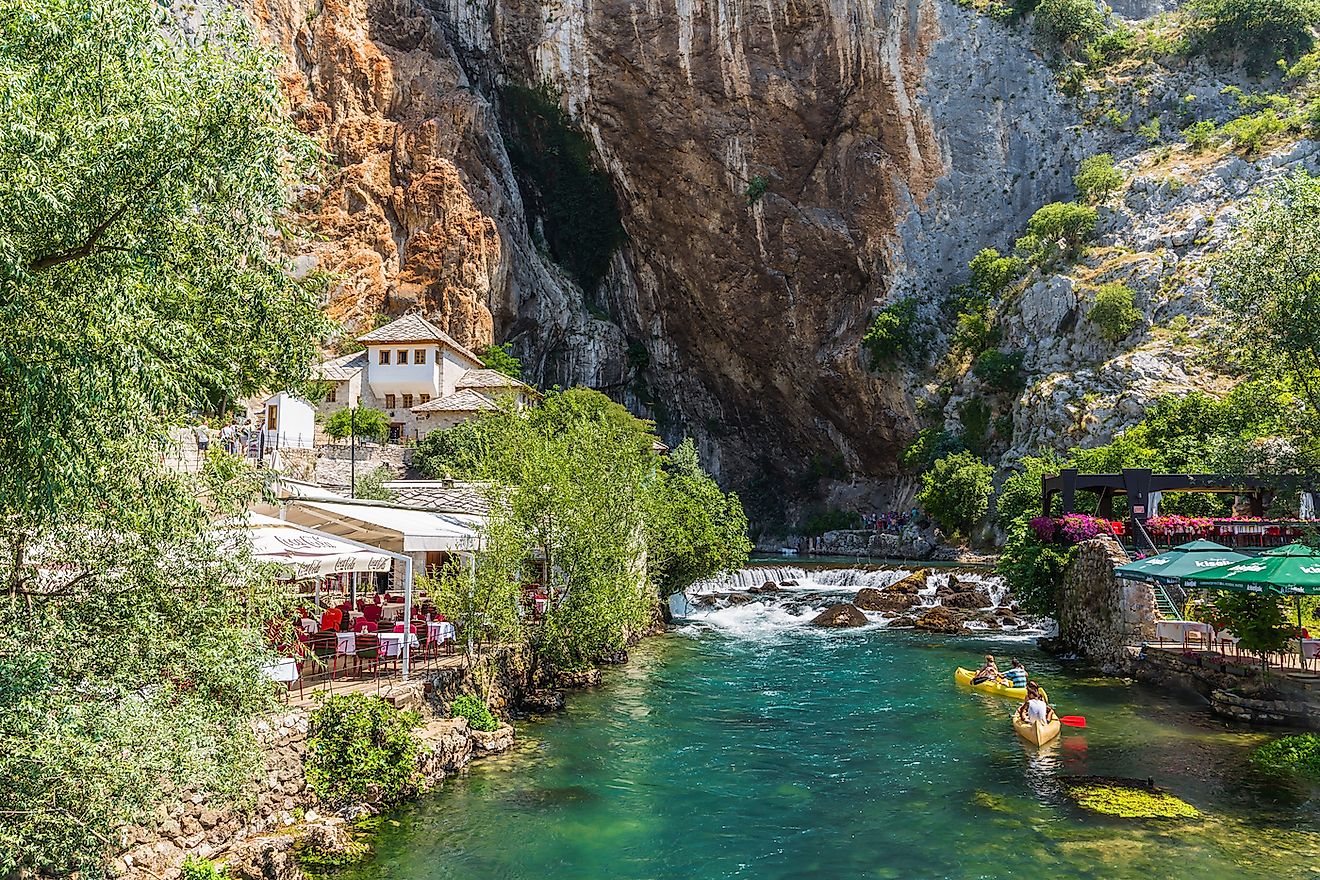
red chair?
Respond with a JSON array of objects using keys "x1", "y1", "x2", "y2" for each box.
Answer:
[
  {"x1": 319, "y1": 607, "x2": 343, "y2": 632},
  {"x1": 362, "y1": 604, "x2": 381, "y2": 623},
  {"x1": 354, "y1": 618, "x2": 378, "y2": 634}
]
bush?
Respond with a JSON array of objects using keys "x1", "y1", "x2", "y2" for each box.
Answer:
[
  {"x1": 745, "y1": 175, "x2": 768, "y2": 204},
  {"x1": 1074, "y1": 153, "x2": 1124, "y2": 204},
  {"x1": 953, "y1": 311, "x2": 998, "y2": 355},
  {"x1": 1034, "y1": 0, "x2": 1107, "y2": 46},
  {"x1": 1220, "y1": 110, "x2": 1289, "y2": 155},
  {"x1": 801, "y1": 507, "x2": 863, "y2": 536},
  {"x1": 1250, "y1": 734, "x2": 1320, "y2": 779},
  {"x1": 1088, "y1": 25, "x2": 1136, "y2": 61},
  {"x1": 305, "y1": 694, "x2": 421, "y2": 807},
  {"x1": 862, "y1": 298, "x2": 919, "y2": 367},
  {"x1": 995, "y1": 452, "x2": 1067, "y2": 530},
  {"x1": 1182, "y1": 119, "x2": 1218, "y2": 151},
  {"x1": 973, "y1": 349, "x2": 1026, "y2": 392},
  {"x1": 959, "y1": 397, "x2": 992, "y2": 453},
  {"x1": 1089, "y1": 283, "x2": 1142, "y2": 341},
  {"x1": 324, "y1": 406, "x2": 390, "y2": 443},
  {"x1": 968, "y1": 248, "x2": 1027, "y2": 299},
  {"x1": 1188, "y1": 0, "x2": 1320, "y2": 70},
  {"x1": 916, "y1": 451, "x2": 994, "y2": 536},
  {"x1": 450, "y1": 694, "x2": 499, "y2": 732},
  {"x1": 181, "y1": 857, "x2": 226, "y2": 880},
  {"x1": 996, "y1": 522, "x2": 1077, "y2": 616},
  {"x1": 352, "y1": 465, "x2": 397, "y2": 502},
  {"x1": 480, "y1": 342, "x2": 524, "y2": 379},
  {"x1": 900, "y1": 428, "x2": 966, "y2": 473},
  {"x1": 1016, "y1": 202, "x2": 1098, "y2": 266}
]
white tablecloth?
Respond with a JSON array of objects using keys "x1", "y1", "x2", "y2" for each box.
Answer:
[
  {"x1": 299, "y1": 618, "x2": 318, "y2": 634},
  {"x1": 428, "y1": 621, "x2": 456, "y2": 643},
  {"x1": 336, "y1": 631, "x2": 357, "y2": 656},
  {"x1": 1288, "y1": 638, "x2": 1320, "y2": 660},
  {"x1": 377, "y1": 631, "x2": 420, "y2": 658},
  {"x1": 1156, "y1": 621, "x2": 1214, "y2": 643},
  {"x1": 380, "y1": 602, "x2": 405, "y2": 621},
  {"x1": 260, "y1": 658, "x2": 299, "y2": 684}
]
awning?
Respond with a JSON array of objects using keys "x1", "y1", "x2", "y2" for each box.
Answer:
[
  {"x1": 283, "y1": 500, "x2": 482, "y2": 553},
  {"x1": 225, "y1": 513, "x2": 393, "y2": 579},
  {"x1": 1114, "y1": 540, "x2": 1250, "y2": 583},
  {"x1": 1182, "y1": 543, "x2": 1320, "y2": 595}
]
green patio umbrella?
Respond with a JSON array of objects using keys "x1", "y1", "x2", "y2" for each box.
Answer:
[
  {"x1": 1182, "y1": 543, "x2": 1320, "y2": 668},
  {"x1": 1114, "y1": 540, "x2": 1250, "y2": 584}
]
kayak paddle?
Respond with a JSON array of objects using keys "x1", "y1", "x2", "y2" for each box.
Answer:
[{"x1": 1060, "y1": 715, "x2": 1087, "y2": 728}]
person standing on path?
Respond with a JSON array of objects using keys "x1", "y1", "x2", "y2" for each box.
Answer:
[{"x1": 193, "y1": 421, "x2": 211, "y2": 455}]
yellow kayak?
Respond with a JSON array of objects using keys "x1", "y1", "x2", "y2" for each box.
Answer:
[
  {"x1": 1012, "y1": 712, "x2": 1061, "y2": 746},
  {"x1": 954, "y1": 667, "x2": 1027, "y2": 700}
]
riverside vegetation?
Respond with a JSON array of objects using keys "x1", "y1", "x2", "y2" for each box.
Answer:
[{"x1": 0, "y1": 3, "x2": 750, "y2": 877}]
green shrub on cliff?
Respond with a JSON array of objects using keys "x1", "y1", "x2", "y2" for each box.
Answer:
[
  {"x1": 1034, "y1": 0, "x2": 1107, "y2": 49},
  {"x1": 1188, "y1": 0, "x2": 1320, "y2": 70},
  {"x1": 1074, "y1": 153, "x2": 1125, "y2": 204},
  {"x1": 917, "y1": 451, "x2": 994, "y2": 536},
  {"x1": 900, "y1": 428, "x2": 966, "y2": 473},
  {"x1": 181, "y1": 857, "x2": 226, "y2": 880},
  {"x1": 863, "y1": 298, "x2": 920, "y2": 368},
  {"x1": 1016, "y1": 202, "x2": 1099, "y2": 267},
  {"x1": 450, "y1": 695, "x2": 499, "y2": 733},
  {"x1": 305, "y1": 695, "x2": 422, "y2": 807},
  {"x1": 1089, "y1": 283, "x2": 1143, "y2": 341},
  {"x1": 480, "y1": 342, "x2": 524, "y2": 379},
  {"x1": 973, "y1": 349, "x2": 1027, "y2": 392}
]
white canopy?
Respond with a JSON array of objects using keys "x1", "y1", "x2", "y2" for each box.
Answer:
[
  {"x1": 232, "y1": 513, "x2": 393, "y2": 579},
  {"x1": 283, "y1": 501, "x2": 482, "y2": 553}
]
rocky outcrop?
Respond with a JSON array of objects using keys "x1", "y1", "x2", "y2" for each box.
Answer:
[
  {"x1": 913, "y1": 606, "x2": 966, "y2": 633},
  {"x1": 1051, "y1": 535, "x2": 1157, "y2": 661},
  {"x1": 810, "y1": 603, "x2": 869, "y2": 627},
  {"x1": 854, "y1": 587, "x2": 919, "y2": 612},
  {"x1": 813, "y1": 529, "x2": 939, "y2": 559}
]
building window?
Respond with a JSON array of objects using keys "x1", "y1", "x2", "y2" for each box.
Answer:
[
  {"x1": 397, "y1": 349, "x2": 409, "y2": 365},
  {"x1": 420, "y1": 393, "x2": 430, "y2": 404},
  {"x1": 415, "y1": 349, "x2": 427, "y2": 364},
  {"x1": 385, "y1": 394, "x2": 396, "y2": 409},
  {"x1": 378, "y1": 349, "x2": 390, "y2": 365},
  {"x1": 402, "y1": 394, "x2": 414, "y2": 409},
  {"x1": 326, "y1": 385, "x2": 337, "y2": 403}
]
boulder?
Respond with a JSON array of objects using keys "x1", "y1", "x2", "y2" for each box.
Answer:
[
  {"x1": 888, "y1": 615, "x2": 917, "y2": 628},
  {"x1": 725, "y1": 593, "x2": 757, "y2": 605},
  {"x1": 227, "y1": 835, "x2": 301, "y2": 880},
  {"x1": 889, "y1": 570, "x2": 929, "y2": 594},
  {"x1": 557, "y1": 668, "x2": 602, "y2": 688},
  {"x1": 941, "y1": 589, "x2": 993, "y2": 610},
  {"x1": 809, "y1": 603, "x2": 869, "y2": 628},
  {"x1": 914, "y1": 606, "x2": 968, "y2": 634},
  {"x1": 522, "y1": 689, "x2": 566, "y2": 713},
  {"x1": 781, "y1": 579, "x2": 799, "y2": 587},
  {"x1": 854, "y1": 587, "x2": 919, "y2": 612},
  {"x1": 757, "y1": 580, "x2": 780, "y2": 592}
]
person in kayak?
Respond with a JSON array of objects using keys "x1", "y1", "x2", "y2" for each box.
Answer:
[
  {"x1": 970, "y1": 654, "x2": 1005, "y2": 686},
  {"x1": 1003, "y1": 659, "x2": 1028, "y2": 689},
  {"x1": 1017, "y1": 681, "x2": 1056, "y2": 724}
]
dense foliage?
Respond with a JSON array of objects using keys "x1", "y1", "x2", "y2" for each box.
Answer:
[
  {"x1": 416, "y1": 389, "x2": 749, "y2": 671},
  {"x1": 305, "y1": 695, "x2": 422, "y2": 807},
  {"x1": 1074, "y1": 154, "x2": 1125, "y2": 204},
  {"x1": 973, "y1": 349, "x2": 1027, "y2": 391},
  {"x1": 480, "y1": 342, "x2": 524, "y2": 379},
  {"x1": 0, "y1": 3, "x2": 324, "y2": 874},
  {"x1": 450, "y1": 694, "x2": 499, "y2": 732},
  {"x1": 1034, "y1": 0, "x2": 1107, "y2": 48},
  {"x1": 917, "y1": 452, "x2": 995, "y2": 536},
  {"x1": 863, "y1": 297, "x2": 919, "y2": 367},
  {"x1": 1203, "y1": 593, "x2": 1294, "y2": 663},
  {"x1": 1089, "y1": 283, "x2": 1142, "y2": 342},
  {"x1": 1015, "y1": 202, "x2": 1099, "y2": 267},
  {"x1": 352, "y1": 466, "x2": 398, "y2": 502},
  {"x1": 996, "y1": 524, "x2": 1078, "y2": 616},
  {"x1": 995, "y1": 453, "x2": 1067, "y2": 529},
  {"x1": 900, "y1": 428, "x2": 967, "y2": 473},
  {"x1": 800, "y1": 507, "x2": 864, "y2": 536},
  {"x1": 324, "y1": 406, "x2": 390, "y2": 443},
  {"x1": 1188, "y1": 0, "x2": 1320, "y2": 70},
  {"x1": 502, "y1": 84, "x2": 625, "y2": 293},
  {"x1": 1250, "y1": 733, "x2": 1320, "y2": 779}
]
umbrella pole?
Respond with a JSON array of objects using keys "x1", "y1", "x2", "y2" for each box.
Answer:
[{"x1": 1298, "y1": 595, "x2": 1306, "y2": 671}]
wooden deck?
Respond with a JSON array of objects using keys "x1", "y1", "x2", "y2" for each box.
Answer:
[{"x1": 282, "y1": 651, "x2": 470, "y2": 710}]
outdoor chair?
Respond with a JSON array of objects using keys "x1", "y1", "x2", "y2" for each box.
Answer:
[
  {"x1": 309, "y1": 630, "x2": 339, "y2": 687},
  {"x1": 354, "y1": 633, "x2": 381, "y2": 681}
]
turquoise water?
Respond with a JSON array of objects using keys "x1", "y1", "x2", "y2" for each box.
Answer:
[{"x1": 343, "y1": 625, "x2": 1320, "y2": 880}]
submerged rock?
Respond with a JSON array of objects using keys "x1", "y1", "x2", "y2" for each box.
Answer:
[
  {"x1": 810, "y1": 603, "x2": 869, "y2": 628},
  {"x1": 522, "y1": 690, "x2": 567, "y2": 713},
  {"x1": 725, "y1": 593, "x2": 757, "y2": 605},
  {"x1": 888, "y1": 615, "x2": 917, "y2": 628},
  {"x1": 914, "y1": 606, "x2": 967, "y2": 634},
  {"x1": 854, "y1": 587, "x2": 919, "y2": 612}
]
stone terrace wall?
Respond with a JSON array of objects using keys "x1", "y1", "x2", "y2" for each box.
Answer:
[
  {"x1": 1054, "y1": 535, "x2": 1158, "y2": 663},
  {"x1": 119, "y1": 661, "x2": 520, "y2": 880}
]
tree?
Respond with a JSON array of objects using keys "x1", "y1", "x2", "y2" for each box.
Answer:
[
  {"x1": 1089, "y1": 283, "x2": 1142, "y2": 342},
  {"x1": 996, "y1": 452, "x2": 1068, "y2": 530},
  {"x1": 1034, "y1": 0, "x2": 1108, "y2": 48},
  {"x1": 916, "y1": 451, "x2": 995, "y2": 536},
  {"x1": 324, "y1": 407, "x2": 391, "y2": 443},
  {"x1": 353, "y1": 466, "x2": 398, "y2": 501},
  {"x1": 479, "y1": 342, "x2": 524, "y2": 380},
  {"x1": 1074, "y1": 154, "x2": 1125, "y2": 204},
  {"x1": 900, "y1": 428, "x2": 966, "y2": 473},
  {"x1": 1207, "y1": 592, "x2": 1293, "y2": 667},
  {"x1": 1214, "y1": 171, "x2": 1320, "y2": 416},
  {"x1": 1015, "y1": 202, "x2": 1099, "y2": 267},
  {"x1": 997, "y1": 521, "x2": 1077, "y2": 616},
  {"x1": 862, "y1": 298, "x2": 919, "y2": 367},
  {"x1": 1189, "y1": 0, "x2": 1320, "y2": 70},
  {"x1": 0, "y1": 3, "x2": 322, "y2": 873}
]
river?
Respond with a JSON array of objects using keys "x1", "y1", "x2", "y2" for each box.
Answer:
[{"x1": 338, "y1": 567, "x2": 1320, "y2": 880}]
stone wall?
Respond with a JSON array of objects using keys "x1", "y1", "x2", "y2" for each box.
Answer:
[
  {"x1": 118, "y1": 660, "x2": 521, "y2": 880},
  {"x1": 1052, "y1": 535, "x2": 1157, "y2": 663}
]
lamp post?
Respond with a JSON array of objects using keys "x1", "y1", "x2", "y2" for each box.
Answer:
[{"x1": 349, "y1": 400, "x2": 357, "y2": 499}]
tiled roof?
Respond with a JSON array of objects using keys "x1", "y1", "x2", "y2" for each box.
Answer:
[
  {"x1": 410, "y1": 389, "x2": 498, "y2": 413},
  {"x1": 355, "y1": 314, "x2": 483, "y2": 364},
  {"x1": 382, "y1": 481, "x2": 491, "y2": 516},
  {"x1": 455, "y1": 369, "x2": 535, "y2": 393},
  {"x1": 314, "y1": 351, "x2": 367, "y2": 381}
]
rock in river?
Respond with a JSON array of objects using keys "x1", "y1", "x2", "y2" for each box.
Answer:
[
  {"x1": 810, "y1": 603, "x2": 869, "y2": 628},
  {"x1": 889, "y1": 570, "x2": 929, "y2": 594},
  {"x1": 913, "y1": 606, "x2": 967, "y2": 634},
  {"x1": 854, "y1": 587, "x2": 919, "y2": 612},
  {"x1": 941, "y1": 589, "x2": 993, "y2": 610}
]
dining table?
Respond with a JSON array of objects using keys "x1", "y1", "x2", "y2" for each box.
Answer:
[
  {"x1": 377, "y1": 631, "x2": 420, "y2": 658},
  {"x1": 1155, "y1": 620, "x2": 1215, "y2": 648},
  {"x1": 428, "y1": 620, "x2": 457, "y2": 644}
]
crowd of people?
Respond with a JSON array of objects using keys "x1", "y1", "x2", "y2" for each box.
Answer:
[
  {"x1": 859, "y1": 509, "x2": 919, "y2": 533},
  {"x1": 192, "y1": 415, "x2": 260, "y2": 457}
]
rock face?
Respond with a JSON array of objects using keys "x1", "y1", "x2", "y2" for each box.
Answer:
[{"x1": 810, "y1": 603, "x2": 870, "y2": 627}]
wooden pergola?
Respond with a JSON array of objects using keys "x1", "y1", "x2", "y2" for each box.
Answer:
[{"x1": 1040, "y1": 468, "x2": 1320, "y2": 523}]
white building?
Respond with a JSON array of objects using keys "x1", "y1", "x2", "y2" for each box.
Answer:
[
  {"x1": 314, "y1": 313, "x2": 538, "y2": 442},
  {"x1": 261, "y1": 391, "x2": 316, "y2": 449}
]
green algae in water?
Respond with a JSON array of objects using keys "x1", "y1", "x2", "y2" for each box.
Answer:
[{"x1": 1063, "y1": 777, "x2": 1201, "y2": 819}]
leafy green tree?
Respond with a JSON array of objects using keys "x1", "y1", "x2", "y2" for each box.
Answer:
[
  {"x1": 1034, "y1": 0, "x2": 1108, "y2": 48},
  {"x1": 324, "y1": 406, "x2": 391, "y2": 443},
  {"x1": 1089, "y1": 283, "x2": 1143, "y2": 341},
  {"x1": 916, "y1": 451, "x2": 995, "y2": 536},
  {"x1": 900, "y1": 428, "x2": 966, "y2": 473},
  {"x1": 968, "y1": 248, "x2": 1027, "y2": 300},
  {"x1": 1015, "y1": 202, "x2": 1099, "y2": 267},
  {"x1": 995, "y1": 452, "x2": 1068, "y2": 530},
  {"x1": 863, "y1": 298, "x2": 919, "y2": 367},
  {"x1": 0, "y1": 3, "x2": 324, "y2": 873},
  {"x1": 1208, "y1": 592, "x2": 1294, "y2": 667},
  {"x1": 973, "y1": 349, "x2": 1027, "y2": 392},
  {"x1": 353, "y1": 466, "x2": 398, "y2": 501},
  {"x1": 959, "y1": 397, "x2": 993, "y2": 454},
  {"x1": 479, "y1": 342, "x2": 524, "y2": 379},
  {"x1": 997, "y1": 522, "x2": 1077, "y2": 616},
  {"x1": 304, "y1": 695, "x2": 421, "y2": 806},
  {"x1": 1074, "y1": 154, "x2": 1125, "y2": 204},
  {"x1": 952, "y1": 310, "x2": 998, "y2": 355},
  {"x1": 1189, "y1": 0, "x2": 1320, "y2": 70},
  {"x1": 1214, "y1": 171, "x2": 1320, "y2": 415}
]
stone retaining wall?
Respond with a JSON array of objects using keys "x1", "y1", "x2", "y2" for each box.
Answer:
[
  {"x1": 118, "y1": 659, "x2": 522, "y2": 880},
  {"x1": 1053, "y1": 535, "x2": 1157, "y2": 662}
]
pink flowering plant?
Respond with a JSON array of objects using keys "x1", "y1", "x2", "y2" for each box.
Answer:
[
  {"x1": 1029, "y1": 515, "x2": 1058, "y2": 542},
  {"x1": 1146, "y1": 515, "x2": 1214, "y2": 536},
  {"x1": 1029, "y1": 514, "x2": 1117, "y2": 546}
]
